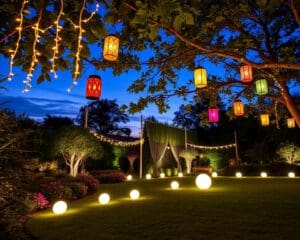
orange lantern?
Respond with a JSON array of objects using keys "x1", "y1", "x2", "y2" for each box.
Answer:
[
  {"x1": 233, "y1": 100, "x2": 244, "y2": 116},
  {"x1": 260, "y1": 114, "x2": 269, "y2": 126},
  {"x1": 287, "y1": 118, "x2": 295, "y2": 128},
  {"x1": 103, "y1": 35, "x2": 119, "y2": 61},
  {"x1": 208, "y1": 108, "x2": 219, "y2": 123},
  {"x1": 85, "y1": 75, "x2": 102, "y2": 100},
  {"x1": 194, "y1": 68, "x2": 207, "y2": 88},
  {"x1": 240, "y1": 65, "x2": 253, "y2": 82}
]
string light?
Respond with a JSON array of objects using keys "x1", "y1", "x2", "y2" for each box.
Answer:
[
  {"x1": 67, "y1": 2, "x2": 99, "y2": 92},
  {"x1": 91, "y1": 131, "x2": 143, "y2": 147},
  {"x1": 187, "y1": 143, "x2": 236, "y2": 150},
  {"x1": 23, "y1": 11, "x2": 43, "y2": 93},
  {"x1": 50, "y1": 0, "x2": 64, "y2": 79},
  {"x1": 8, "y1": 0, "x2": 28, "y2": 81}
]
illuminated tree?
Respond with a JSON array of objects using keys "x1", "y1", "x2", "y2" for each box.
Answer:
[
  {"x1": 276, "y1": 141, "x2": 300, "y2": 164},
  {"x1": 51, "y1": 126, "x2": 103, "y2": 177},
  {"x1": 179, "y1": 149, "x2": 198, "y2": 174}
]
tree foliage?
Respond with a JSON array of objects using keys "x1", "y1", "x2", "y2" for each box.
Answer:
[
  {"x1": 1, "y1": 0, "x2": 299, "y2": 125},
  {"x1": 51, "y1": 126, "x2": 103, "y2": 176},
  {"x1": 276, "y1": 141, "x2": 300, "y2": 164},
  {"x1": 77, "y1": 99, "x2": 131, "y2": 136}
]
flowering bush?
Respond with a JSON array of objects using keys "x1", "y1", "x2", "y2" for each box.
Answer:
[
  {"x1": 67, "y1": 182, "x2": 88, "y2": 199},
  {"x1": 39, "y1": 180, "x2": 72, "y2": 202},
  {"x1": 76, "y1": 173, "x2": 99, "y2": 193},
  {"x1": 34, "y1": 192, "x2": 49, "y2": 209},
  {"x1": 92, "y1": 171, "x2": 126, "y2": 184}
]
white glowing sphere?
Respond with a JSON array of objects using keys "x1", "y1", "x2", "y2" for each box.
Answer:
[
  {"x1": 236, "y1": 172, "x2": 242, "y2": 178},
  {"x1": 178, "y1": 172, "x2": 183, "y2": 177},
  {"x1": 170, "y1": 181, "x2": 179, "y2": 189},
  {"x1": 195, "y1": 174, "x2": 212, "y2": 189},
  {"x1": 288, "y1": 172, "x2": 295, "y2": 178},
  {"x1": 52, "y1": 201, "x2": 68, "y2": 215},
  {"x1": 127, "y1": 175, "x2": 133, "y2": 180},
  {"x1": 98, "y1": 193, "x2": 110, "y2": 205},
  {"x1": 260, "y1": 172, "x2": 267, "y2": 178},
  {"x1": 145, "y1": 173, "x2": 152, "y2": 179},
  {"x1": 212, "y1": 172, "x2": 218, "y2": 178},
  {"x1": 130, "y1": 189, "x2": 140, "y2": 199},
  {"x1": 160, "y1": 173, "x2": 165, "y2": 178}
]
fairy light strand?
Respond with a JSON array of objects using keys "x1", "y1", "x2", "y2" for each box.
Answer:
[
  {"x1": 91, "y1": 131, "x2": 143, "y2": 147},
  {"x1": 188, "y1": 143, "x2": 236, "y2": 150},
  {"x1": 50, "y1": 0, "x2": 64, "y2": 79},
  {"x1": 67, "y1": 2, "x2": 99, "y2": 92},
  {"x1": 23, "y1": 10, "x2": 43, "y2": 93},
  {"x1": 8, "y1": 0, "x2": 28, "y2": 81}
]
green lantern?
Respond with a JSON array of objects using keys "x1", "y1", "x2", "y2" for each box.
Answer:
[{"x1": 255, "y1": 79, "x2": 268, "y2": 95}]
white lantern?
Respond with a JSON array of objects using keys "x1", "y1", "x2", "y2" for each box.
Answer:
[
  {"x1": 98, "y1": 193, "x2": 110, "y2": 205},
  {"x1": 145, "y1": 173, "x2": 152, "y2": 179},
  {"x1": 52, "y1": 201, "x2": 68, "y2": 215},
  {"x1": 160, "y1": 172, "x2": 165, "y2": 178},
  {"x1": 130, "y1": 189, "x2": 140, "y2": 199},
  {"x1": 195, "y1": 174, "x2": 212, "y2": 189},
  {"x1": 260, "y1": 172, "x2": 267, "y2": 178},
  {"x1": 212, "y1": 172, "x2": 218, "y2": 178},
  {"x1": 236, "y1": 172, "x2": 242, "y2": 178},
  {"x1": 288, "y1": 172, "x2": 295, "y2": 178},
  {"x1": 170, "y1": 181, "x2": 179, "y2": 189},
  {"x1": 127, "y1": 175, "x2": 133, "y2": 180}
]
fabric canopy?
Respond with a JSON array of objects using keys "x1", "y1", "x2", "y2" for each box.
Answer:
[{"x1": 145, "y1": 121, "x2": 197, "y2": 176}]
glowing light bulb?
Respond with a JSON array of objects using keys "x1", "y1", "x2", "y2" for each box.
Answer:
[
  {"x1": 236, "y1": 172, "x2": 242, "y2": 178},
  {"x1": 127, "y1": 175, "x2": 133, "y2": 180},
  {"x1": 170, "y1": 181, "x2": 179, "y2": 189},
  {"x1": 195, "y1": 174, "x2": 212, "y2": 189},
  {"x1": 260, "y1": 172, "x2": 267, "y2": 178},
  {"x1": 178, "y1": 172, "x2": 183, "y2": 177},
  {"x1": 52, "y1": 201, "x2": 67, "y2": 214},
  {"x1": 98, "y1": 193, "x2": 110, "y2": 204},
  {"x1": 288, "y1": 172, "x2": 295, "y2": 178},
  {"x1": 160, "y1": 173, "x2": 165, "y2": 178},
  {"x1": 130, "y1": 189, "x2": 140, "y2": 200},
  {"x1": 212, "y1": 172, "x2": 218, "y2": 178},
  {"x1": 145, "y1": 173, "x2": 152, "y2": 179}
]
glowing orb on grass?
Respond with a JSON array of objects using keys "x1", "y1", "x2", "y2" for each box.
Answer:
[
  {"x1": 195, "y1": 174, "x2": 212, "y2": 189},
  {"x1": 260, "y1": 172, "x2": 267, "y2": 178},
  {"x1": 288, "y1": 172, "x2": 295, "y2": 178},
  {"x1": 145, "y1": 173, "x2": 152, "y2": 179},
  {"x1": 235, "y1": 172, "x2": 242, "y2": 178},
  {"x1": 212, "y1": 172, "x2": 218, "y2": 178},
  {"x1": 130, "y1": 190, "x2": 140, "y2": 200},
  {"x1": 170, "y1": 181, "x2": 179, "y2": 189},
  {"x1": 178, "y1": 172, "x2": 183, "y2": 177},
  {"x1": 127, "y1": 175, "x2": 133, "y2": 180},
  {"x1": 52, "y1": 201, "x2": 68, "y2": 215},
  {"x1": 98, "y1": 193, "x2": 110, "y2": 205},
  {"x1": 160, "y1": 173, "x2": 165, "y2": 178}
]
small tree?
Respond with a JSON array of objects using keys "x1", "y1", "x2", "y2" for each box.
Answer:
[
  {"x1": 276, "y1": 141, "x2": 300, "y2": 164},
  {"x1": 52, "y1": 126, "x2": 103, "y2": 177},
  {"x1": 179, "y1": 149, "x2": 198, "y2": 174}
]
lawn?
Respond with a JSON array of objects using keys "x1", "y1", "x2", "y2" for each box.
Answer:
[{"x1": 27, "y1": 176, "x2": 300, "y2": 240}]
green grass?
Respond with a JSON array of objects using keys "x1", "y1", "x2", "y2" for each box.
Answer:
[{"x1": 27, "y1": 177, "x2": 300, "y2": 240}]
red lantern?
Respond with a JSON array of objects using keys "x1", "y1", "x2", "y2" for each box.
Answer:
[
  {"x1": 208, "y1": 108, "x2": 219, "y2": 123},
  {"x1": 240, "y1": 65, "x2": 253, "y2": 82},
  {"x1": 85, "y1": 75, "x2": 102, "y2": 100},
  {"x1": 233, "y1": 100, "x2": 244, "y2": 116}
]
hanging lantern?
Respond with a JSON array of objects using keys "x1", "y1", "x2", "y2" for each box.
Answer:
[
  {"x1": 194, "y1": 68, "x2": 207, "y2": 88},
  {"x1": 233, "y1": 100, "x2": 244, "y2": 116},
  {"x1": 255, "y1": 79, "x2": 268, "y2": 95},
  {"x1": 103, "y1": 35, "x2": 119, "y2": 61},
  {"x1": 208, "y1": 108, "x2": 219, "y2": 123},
  {"x1": 287, "y1": 118, "x2": 295, "y2": 128},
  {"x1": 260, "y1": 114, "x2": 270, "y2": 126},
  {"x1": 240, "y1": 65, "x2": 253, "y2": 82},
  {"x1": 85, "y1": 75, "x2": 102, "y2": 100}
]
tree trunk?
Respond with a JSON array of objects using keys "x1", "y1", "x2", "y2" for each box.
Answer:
[
  {"x1": 186, "y1": 159, "x2": 192, "y2": 174},
  {"x1": 280, "y1": 82, "x2": 300, "y2": 127}
]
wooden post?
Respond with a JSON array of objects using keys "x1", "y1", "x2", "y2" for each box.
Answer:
[
  {"x1": 84, "y1": 106, "x2": 88, "y2": 129},
  {"x1": 234, "y1": 130, "x2": 239, "y2": 165},
  {"x1": 139, "y1": 115, "x2": 143, "y2": 179},
  {"x1": 184, "y1": 126, "x2": 187, "y2": 149}
]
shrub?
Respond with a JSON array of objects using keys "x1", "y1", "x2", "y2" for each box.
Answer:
[
  {"x1": 39, "y1": 180, "x2": 72, "y2": 202},
  {"x1": 76, "y1": 173, "x2": 99, "y2": 192},
  {"x1": 92, "y1": 170, "x2": 126, "y2": 184},
  {"x1": 67, "y1": 182, "x2": 88, "y2": 199},
  {"x1": 34, "y1": 192, "x2": 50, "y2": 209}
]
